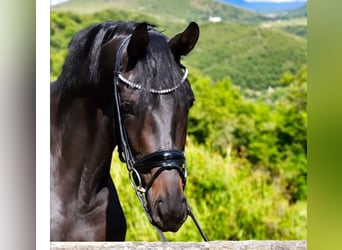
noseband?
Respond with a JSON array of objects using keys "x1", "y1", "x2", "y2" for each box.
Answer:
[
  {"x1": 134, "y1": 150, "x2": 187, "y2": 192},
  {"x1": 113, "y1": 33, "x2": 208, "y2": 242}
]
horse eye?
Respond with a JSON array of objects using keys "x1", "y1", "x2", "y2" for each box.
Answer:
[{"x1": 120, "y1": 102, "x2": 135, "y2": 116}]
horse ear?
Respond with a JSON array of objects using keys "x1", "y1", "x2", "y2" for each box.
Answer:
[
  {"x1": 126, "y1": 22, "x2": 149, "y2": 67},
  {"x1": 168, "y1": 22, "x2": 199, "y2": 62}
]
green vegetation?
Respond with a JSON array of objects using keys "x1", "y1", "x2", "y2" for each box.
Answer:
[
  {"x1": 110, "y1": 67, "x2": 307, "y2": 241},
  {"x1": 50, "y1": 6, "x2": 306, "y2": 241},
  {"x1": 279, "y1": 25, "x2": 306, "y2": 38},
  {"x1": 183, "y1": 21, "x2": 306, "y2": 89},
  {"x1": 52, "y1": 0, "x2": 264, "y2": 23},
  {"x1": 260, "y1": 18, "x2": 307, "y2": 38}
]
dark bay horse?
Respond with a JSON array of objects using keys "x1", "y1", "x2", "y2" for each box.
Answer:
[{"x1": 50, "y1": 21, "x2": 200, "y2": 241}]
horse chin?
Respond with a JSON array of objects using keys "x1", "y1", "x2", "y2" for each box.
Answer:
[{"x1": 151, "y1": 213, "x2": 187, "y2": 232}]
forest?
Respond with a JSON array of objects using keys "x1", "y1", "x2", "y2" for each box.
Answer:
[{"x1": 50, "y1": 4, "x2": 307, "y2": 241}]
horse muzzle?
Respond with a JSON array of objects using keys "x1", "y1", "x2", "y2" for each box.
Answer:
[
  {"x1": 149, "y1": 186, "x2": 188, "y2": 232},
  {"x1": 134, "y1": 150, "x2": 188, "y2": 232}
]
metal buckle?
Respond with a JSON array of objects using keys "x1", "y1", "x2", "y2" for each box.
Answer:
[{"x1": 129, "y1": 168, "x2": 146, "y2": 193}]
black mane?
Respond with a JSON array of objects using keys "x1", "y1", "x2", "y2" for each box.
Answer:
[{"x1": 58, "y1": 21, "x2": 139, "y2": 88}]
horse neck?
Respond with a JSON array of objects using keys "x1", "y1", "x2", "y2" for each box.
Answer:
[{"x1": 51, "y1": 83, "x2": 116, "y2": 204}]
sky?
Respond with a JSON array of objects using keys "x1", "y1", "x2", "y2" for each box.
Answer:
[
  {"x1": 220, "y1": 0, "x2": 307, "y2": 12},
  {"x1": 50, "y1": 0, "x2": 69, "y2": 6},
  {"x1": 245, "y1": 0, "x2": 306, "y2": 2},
  {"x1": 50, "y1": 0, "x2": 307, "y2": 7},
  {"x1": 50, "y1": 0, "x2": 307, "y2": 8},
  {"x1": 50, "y1": 0, "x2": 308, "y2": 5}
]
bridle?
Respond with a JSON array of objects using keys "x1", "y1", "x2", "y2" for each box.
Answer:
[{"x1": 112, "y1": 34, "x2": 208, "y2": 242}]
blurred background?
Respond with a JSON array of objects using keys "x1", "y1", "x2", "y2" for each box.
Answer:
[{"x1": 50, "y1": 0, "x2": 307, "y2": 241}]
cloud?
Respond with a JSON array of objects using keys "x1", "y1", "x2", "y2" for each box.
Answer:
[
  {"x1": 245, "y1": 0, "x2": 306, "y2": 2},
  {"x1": 51, "y1": 0, "x2": 69, "y2": 6}
]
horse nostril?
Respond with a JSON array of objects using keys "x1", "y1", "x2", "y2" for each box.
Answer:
[
  {"x1": 181, "y1": 197, "x2": 188, "y2": 215},
  {"x1": 156, "y1": 198, "x2": 166, "y2": 221},
  {"x1": 157, "y1": 198, "x2": 164, "y2": 210},
  {"x1": 181, "y1": 196, "x2": 186, "y2": 204}
]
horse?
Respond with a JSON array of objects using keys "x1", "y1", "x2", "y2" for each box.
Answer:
[{"x1": 50, "y1": 20, "x2": 200, "y2": 241}]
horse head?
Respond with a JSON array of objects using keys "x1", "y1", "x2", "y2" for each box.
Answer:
[{"x1": 101, "y1": 22, "x2": 199, "y2": 232}]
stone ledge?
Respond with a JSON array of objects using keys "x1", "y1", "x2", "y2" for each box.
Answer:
[{"x1": 50, "y1": 240, "x2": 307, "y2": 250}]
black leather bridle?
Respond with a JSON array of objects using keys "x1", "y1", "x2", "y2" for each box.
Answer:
[
  {"x1": 112, "y1": 34, "x2": 208, "y2": 242},
  {"x1": 113, "y1": 34, "x2": 187, "y2": 194}
]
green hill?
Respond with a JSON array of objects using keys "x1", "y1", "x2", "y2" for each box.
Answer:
[
  {"x1": 51, "y1": 0, "x2": 265, "y2": 24},
  {"x1": 278, "y1": 4, "x2": 307, "y2": 38},
  {"x1": 286, "y1": 3, "x2": 307, "y2": 19},
  {"x1": 51, "y1": 1, "x2": 306, "y2": 90},
  {"x1": 183, "y1": 21, "x2": 306, "y2": 89},
  {"x1": 50, "y1": 9, "x2": 306, "y2": 90},
  {"x1": 258, "y1": 4, "x2": 307, "y2": 39}
]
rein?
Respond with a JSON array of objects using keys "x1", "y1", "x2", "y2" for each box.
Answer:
[{"x1": 113, "y1": 34, "x2": 208, "y2": 242}]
